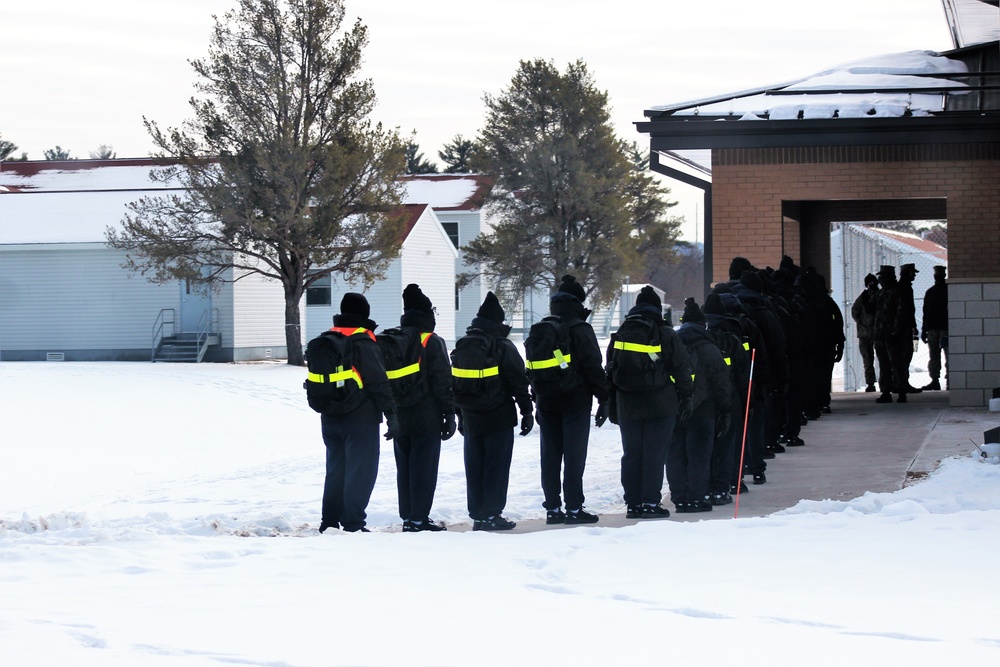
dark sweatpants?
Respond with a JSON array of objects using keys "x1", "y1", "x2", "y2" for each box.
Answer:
[
  {"x1": 668, "y1": 414, "x2": 715, "y2": 505},
  {"x1": 321, "y1": 417, "x2": 380, "y2": 532},
  {"x1": 537, "y1": 408, "x2": 591, "y2": 511},
  {"x1": 710, "y1": 412, "x2": 739, "y2": 494},
  {"x1": 393, "y1": 434, "x2": 442, "y2": 522},
  {"x1": 744, "y1": 396, "x2": 769, "y2": 475},
  {"x1": 464, "y1": 429, "x2": 515, "y2": 520},
  {"x1": 620, "y1": 415, "x2": 676, "y2": 507}
]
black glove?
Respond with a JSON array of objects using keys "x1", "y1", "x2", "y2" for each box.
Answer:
[
  {"x1": 716, "y1": 412, "x2": 732, "y2": 439},
  {"x1": 384, "y1": 413, "x2": 399, "y2": 441},
  {"x1": 519, "y1": 413, "x2": 534, "y2": 436},
  {"x1": 441, "y1": 412, "x2": 457, "y2": 441},
  {"x1": 678, "y1": 396, "x2": 694, "y2": 422},
  {"x1": 594, "y1": 401, "x2": 609, "y2": 428}
]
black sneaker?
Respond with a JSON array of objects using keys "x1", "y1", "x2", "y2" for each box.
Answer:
[
  {"x1": 821, "y1": 405, "x2": 832, "y2": 414},
  {"x1": 785, "y1": 436, "x2": 805, "y2": 447},
  {"x1": 404, "y1": 519, "x2": 446, "y2": 532},
  {"x1": 767, "y1": 442, "x2": 786, "y2": 454},
  {"x1": 711, "y1": 491, "x2": 732, "y2": 505},
  {"x1": 875, "y1": 392, "x2": 893, "y2": 404},
  {"x1": 472, "y1": 519, "x2": 484, "y2": 531},
  {"x1": 343, "y1": 526, "x2": 370, "y2": 533},
  {"x1": 674, "y1": 502, "x2": 691, "y2": 513},
  {"x1": 752, "y1": 473, "x2": 767, "y2": 485},
  {"x1": 762, "y1": 449, "x2": 776, "y2": 460},
  {"x1": 546, "y1": 509, "x2": 566, "y2": 525},
  {"x1": 565, "y1": 508, "x2": 599, "y2": 525},
  {"x1": 318, "y1": 521, "x2": 340, "y2": 534},
  {"x1": 897, "y1": 393, "x2": 907, "y2": 403},
  {"x1": 639, "y1": 504, "x2": 671, "y2": 519},
  {"x1": 730, "y1": 482, "x2": 749, "y2": 495},
  {"x1": 476, "y1": 515, "x2": 516, "y2": 531},
  {"x1": 625, "y1": 505, "x2": 643, "y2": 519},
  {"x1": 689, "y1": 499, "x2": 713, "y2": 512}
]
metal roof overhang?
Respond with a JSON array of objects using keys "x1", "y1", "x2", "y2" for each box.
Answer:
[{"x1": 635, "y1": 115, "x2": 1000, "y2": 152}]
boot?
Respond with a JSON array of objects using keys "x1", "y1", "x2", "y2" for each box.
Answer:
[
  {"x1": 865, "y1": 384, "x2": 877, "y2": 392},
  {"x1": 897, "y1": 393, "x2": 907, "y2": 404},
  {"x1": 922, "y1": 380, "x2": 941, "y2": 391},
  {"x1": 875, "y1": 392, "x2": 893, "y2": 404}
]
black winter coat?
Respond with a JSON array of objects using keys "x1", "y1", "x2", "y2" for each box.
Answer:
[
  {"x1": 851, "y1": 287, "x2": 878, "y2": 340},
  {"x1": 606, "y1": 304, "x2": 693, "y2": 422},
  {"x1": 455, "y1": 316, "x2": 533, "y2": 435},
  {"x1": 922, "y1": 279, "x2": 948, "y2": 332},
  {"x1": 534, "y1": 293, "x2": 610, "y2": 413},
  {"x1": 395, "y1": 309, "x2": 455, "y2": 436},
  {"x1": 677, "y1": 323, "x2": 733, "y2": 419},
  {"x1": 731, "y1": 283, "x2": 789, "y2": 389}
]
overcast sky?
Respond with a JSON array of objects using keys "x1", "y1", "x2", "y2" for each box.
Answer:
[{"x1": 1, "y1": 0, "x2": 955, "y2": 239}]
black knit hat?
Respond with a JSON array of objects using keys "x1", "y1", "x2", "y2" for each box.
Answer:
[
  {"x1": 779, "y1": 255, "x2": 799, "y2": 273},
  {"x1": 703, "y1": 292, "x2": 725, "y2": 315},
  {"x1": 635, "y1": 285, "x2": 662, "y2": 310},
  {"x1": 340, "y1": 292, "x2": 370, "y2": 318},
  {"x1": 682, "y1": 297, "x2": 706, "y2": 324},
  {"x1": 477, "y1": 291, "x2": 505, "y2": 323},
  {"x1": 402, "y1": 283, "x2": 433, "y2": 314},
  {"x1": 864, "y1": 273, "x2": 878, "y2": 287},
  {"x1": 729, "y1": 256, "x2": 754, "y2": 280},
  {"x1": 740, "y1": 269, "x2": 765, "y2": 294},
  {"x1": 557, "y1": 274, "x2": 586, "y2": 303}
]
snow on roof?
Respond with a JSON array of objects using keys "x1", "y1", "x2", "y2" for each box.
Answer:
[
  {"x1": 651, "y1": 50, "x2": 972, "y2": 120},
  {"x1": 0, "y1": 159, "x2": 179, "y2": 192},
  {"x1": 400, "y1": 174, "x2": 491, "y2": 210}
]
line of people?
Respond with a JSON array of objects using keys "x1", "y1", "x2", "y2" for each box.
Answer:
[{"x1": 310, "y1": 259, "x2": 847, "y2": 533}]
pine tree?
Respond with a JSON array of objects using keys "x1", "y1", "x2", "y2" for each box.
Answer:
[
  {"x1": 405, "y1": 140, "x2": 439, "y2": 174},
  {"x1": 105, "y1": 0, "x2": 408, "y2": 365},
  {"x1": 89, "y1": 144, "x2": 116, "y2": 159},
  {"x1": 466, "y1": 59, "x2": 678, "y2": 307},
  {"x1": 43, "y1": 146, "x2": 72, "y2": 160},
  {"x1": 0, "y1": 134, "x2": 18, "y2": 161},
  {"x1": 438, "y1": 134, "x2": 475, "y2": 173}
]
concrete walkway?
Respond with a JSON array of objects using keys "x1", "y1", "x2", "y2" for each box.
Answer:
[{"x1": 457, "y1": 390, "x2": 998, "y2": 533}]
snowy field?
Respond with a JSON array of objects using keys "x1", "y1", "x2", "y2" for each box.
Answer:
[{"x1": 2, "y1": 360, "x2": 999, "y2": 666}]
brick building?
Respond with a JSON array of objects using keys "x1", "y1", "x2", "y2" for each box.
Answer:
[{"x1": 637, "y1": 24, "x2": 999, "y2": 406}]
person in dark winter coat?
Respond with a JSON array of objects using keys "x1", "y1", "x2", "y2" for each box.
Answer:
[
  {"x1": 730, "y1": 268, "x2": 788, "y2": 485},
  {"x1": 455, "y1": 292, "x2": 534, "y2": 531},
  {"x1": 891, "y1": 263, "x2": 923, "y2": 400},
  {"x1": 703, "y1": 292, "x2": 751, "y2": 504},
  {"x1": 669, "y1": 298, "x2": 733, "y2": 513},
  {"x1": 851, "y1": 273, "x2": 880, "y2": 392},
  {"x1": 873, "y1": 265, "x2": 908, "y2": 403},
  {"x1": 799, "y1": 268, "x2": 845, "y2": 417},
  {"x1": 606, "y1": 286, "x2": 694, "y2": 519},
  {"x1": 533, "y1": 275, "x2": 610, "y2": 525},
  {"x1": 318, "y1": 293, "x2": 396, "y2": 533},
  {"x1": 921, "y1": 265, "x2": 948, "y2": 391},
  {"x1": 390, "y1": 284, "x2": 455, "y2": 533}
]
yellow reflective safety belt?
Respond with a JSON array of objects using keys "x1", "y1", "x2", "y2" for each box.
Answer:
[
  {"x1": 724, "y1": 356, "x2": 732, "y2": 366},
  {"x1": 452, "y1": 366, "x2": 500, "y2": 379},
  {"x1": 385, "y1": 332, "x2": 432, "y2": 380},
  {"x1": 743, "y1": 342, "x2": 750, "y2": 351},
  {"x1": 526, "y1": 349, "x2": 571, "y2": 370},
  {"x1": 613, "y1": 340, "x2": 661, "y2": 361},
  {"x1": 669, "y1": 374, "x2": 696, "y2": 383},
  {"x1": 307, "y1": 366, "x2": 363, "y2": 389}
]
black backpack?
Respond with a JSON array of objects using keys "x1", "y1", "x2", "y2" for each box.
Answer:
[
  {"x1": 377, "y1": 327, "x2": 430, "y2": 408},
  {"x1": 304, "y1": 329, "x2": 367, "y2": 415},
  {"x1": 524, "y1": 316, "x2": 583, "y2": 398},
  {"x1": 608, "y1": 315, "x2": 668, "y2": 393},
  {"x1": 450, "y1": 329, "x2": 506, "y2": 411}
]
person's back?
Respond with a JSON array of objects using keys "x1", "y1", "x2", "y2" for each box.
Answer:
[
  {"x1": 530, "y1": 275, "x2": 609, "y2": 525},
  {"x1": 921, "y1": 265, "x2": 948, "y2": 391}
]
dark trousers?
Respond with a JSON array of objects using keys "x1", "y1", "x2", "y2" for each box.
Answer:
[
  {"x1": 667, "y1": 414, "x2": 715, "y2": 505},
  {"x1": 393, "y1": 433, "x2": 442, "y2": 521},
  {"x1": 537, "y1": 408, "x2": 591, "y2": 511},
  {"x1": 619, "y1": 415, "x2": 676, "y2": 507},
  {"x1": 858, "y1": 337, "x2": 877, "y2": 386},
  {"x1": 874, "y1": 340, "x2": 894, "y2": 392},
  {"x1": 321, "y1": 417, "x2": 380, "y2": 532},
  {"x1": 711, "y1": 408, "x2": 739, "y2": 493},
  {"x1": 888, "y1": 337, "x2": 913, "y2": 393},
  {"x1": 745, "y1": 396, "x2": 768, "y2": 475},
  {"x1": 926, "y1": 329, "x2": 948, "y2": 382},
  {"x1": 463, "y1": 429, "x2": 514, "y2": 520}
]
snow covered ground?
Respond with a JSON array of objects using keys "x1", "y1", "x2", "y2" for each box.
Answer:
[{"x1": 2, "y1": 360, "x2": 999, "y2": 666}]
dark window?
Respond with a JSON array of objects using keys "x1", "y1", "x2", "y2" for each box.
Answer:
[
  {"x1": 442, "y1": 221, "x2": 459, "y2": 249},
  {"x1": 306, "y1": 273, "x2": 331, "y2": 306}
]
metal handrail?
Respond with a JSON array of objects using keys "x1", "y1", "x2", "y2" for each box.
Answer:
[
  {"x1": 194, "y1": 307, "x2": 218, "y2": 363},
  {"x1": 151, "y1": 309, "x2": 176, "y2": 362}
]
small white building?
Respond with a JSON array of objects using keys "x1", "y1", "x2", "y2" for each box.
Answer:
[{"x1": 0, "y1": 160, "x2": 484, "y2": 361}]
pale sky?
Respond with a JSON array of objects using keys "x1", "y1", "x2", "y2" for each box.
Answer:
[{"x1": 1, "y1": 0, "x2": 955, "y2": 240}]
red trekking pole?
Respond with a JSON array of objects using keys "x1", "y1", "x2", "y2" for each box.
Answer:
[{"x1": 733, "y1": 348, "x2": 755, "y2": 519}]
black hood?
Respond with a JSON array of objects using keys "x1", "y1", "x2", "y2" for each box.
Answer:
[{"x1": 469, "y1": 316, "x2": 511, "y2": 339}]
